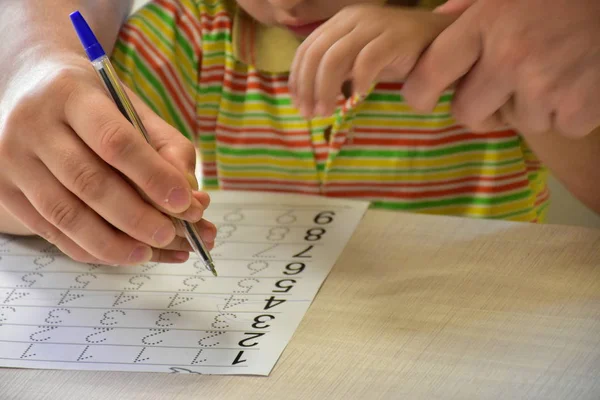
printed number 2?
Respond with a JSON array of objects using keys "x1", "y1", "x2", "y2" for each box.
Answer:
[{"x1": 238, "y1": 332, "x2": 265, "y2": 348}]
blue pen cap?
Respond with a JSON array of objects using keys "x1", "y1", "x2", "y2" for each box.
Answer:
[{"x1": 69, "y1": 11, "x2": 106, "y2": 61}]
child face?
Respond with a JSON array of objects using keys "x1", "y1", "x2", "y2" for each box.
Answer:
[{"x1": 236, "y1": 0, "x2": 389, "y2": 37}]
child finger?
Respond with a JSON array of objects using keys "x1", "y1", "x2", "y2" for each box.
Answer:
[
  {"x1": 314, "y1": 29, "x2": 376, "y2": 116},
  {"x1": 294, "y1": 22, "x2": 354, "y2": 118},
  {"x1": 353, "y1": 33, "x2": 418, "y2": 96},
  {"x1": 289, "y1": 22, "x2": 329, "y2": 103}
]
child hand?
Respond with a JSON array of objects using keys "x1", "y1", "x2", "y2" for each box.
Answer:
[
  {"x1": 0, "y1": 53, "x2": 216, "y2": 265},
  {"x1": 289, "y1": 5, "x2": 455, "y2": 119}
]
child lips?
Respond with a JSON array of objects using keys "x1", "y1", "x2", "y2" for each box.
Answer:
[{"x1": 284, "y1": 20, "x2": 326, "y2": 36}]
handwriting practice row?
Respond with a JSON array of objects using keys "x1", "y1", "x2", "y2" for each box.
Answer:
[{"x1": 0, "y1": 192, "x2": 368, "y2": 374}]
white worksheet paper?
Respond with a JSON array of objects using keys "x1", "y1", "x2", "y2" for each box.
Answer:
[{"x1": 0, "y1": 191, "x2": 368, "y2": 375}]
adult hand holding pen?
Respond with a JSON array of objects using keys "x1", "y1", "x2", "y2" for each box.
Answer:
[{"x1": 0, "y1": 0, "x2": 216, "y2": 265}]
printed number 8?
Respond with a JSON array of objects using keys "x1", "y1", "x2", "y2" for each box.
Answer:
[{"x1": 305, "y1": 228, "x2": 326, "y2": 241}]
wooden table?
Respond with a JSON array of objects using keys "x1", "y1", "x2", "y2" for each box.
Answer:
[{"x1": 1, "y1": 210, "x2": 599, "y2": 399}]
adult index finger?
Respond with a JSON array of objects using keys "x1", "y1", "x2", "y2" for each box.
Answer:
[
  {"x1": 403, "y1": 5, "x2": 482, "y2": 113},
  {"x1": 63, "y1": 84, "x2": 193, "y2": 214}
]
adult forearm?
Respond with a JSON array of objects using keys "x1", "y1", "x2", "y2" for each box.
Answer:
[
  {"x1": 0, "y1": 0, "x2": 132, "y2": 93},
  {"x1": 0, "y1": 0, "x2": 132, "y2": 235},
  {"x1": 524, "y1": 127, "x2": 600, "y2": 214}
]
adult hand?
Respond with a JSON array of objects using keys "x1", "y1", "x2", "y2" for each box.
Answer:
[
  {"x1": 0, "y1": 52, "x2": 216, "y2": 265},
  {"x1": 403, "y1": 0, "x2": 600, "y2": 138}
]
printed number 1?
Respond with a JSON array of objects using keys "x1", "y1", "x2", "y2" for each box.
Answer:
[{"x1": 232, "y1": 350, "x2": 247, "y2": 365}]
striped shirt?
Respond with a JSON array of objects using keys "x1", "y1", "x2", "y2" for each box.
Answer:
[{"x1": 111, "y1": 0, "x2": 549, "y2": 221}]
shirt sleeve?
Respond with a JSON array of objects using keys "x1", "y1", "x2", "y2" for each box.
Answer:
[{"x1": 110, "y1": 0, "x2": 203, "y2": 141}]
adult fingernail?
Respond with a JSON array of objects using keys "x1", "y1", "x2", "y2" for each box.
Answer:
[
  {"x1": 153, "y1": 222, "x2": 176, "y2": 247},
  {"x1": 193, "y1": 190, "x2": 211, "y2": 208},
  {"x1": 129, "y1": 246, "x2": 152, "y2": 263},
  {"x1": 174, "y1": 251, "x2": 190, "y2": 262},
  {"x1": 186, "y1": 172, "x2": 199, "y2": 191},
  {"x1": 166, "y1": 187, "x2": 190, "y2": 210},
  {"x1": 182, "y1": 198, "x2": 204, "y2": 222},
  {"x1": 200, "y1": 225, "x2": 217, "y2": 243}
]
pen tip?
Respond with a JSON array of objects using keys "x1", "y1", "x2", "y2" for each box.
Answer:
[{"x1": 208, "y1": 262, "x2": 218, "y2": 277}]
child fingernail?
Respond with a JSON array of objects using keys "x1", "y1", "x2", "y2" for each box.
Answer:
[
  {"x1": 301, "y1": 104, "x2": 313, "y2": 119},
  {"x1": 299, "y1": 104, "x2": 309, "y2": 119},
  {"x1": 314, "y1": 102, "x2": 327, "y2": 117}
]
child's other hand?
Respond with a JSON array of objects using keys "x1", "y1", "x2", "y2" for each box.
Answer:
[
  {"x1": 289, "y1": 5, "x2": 455, "y2": 119},
  {"x1": 0, "y1": 53, "x2": 217, "y2": 265}
]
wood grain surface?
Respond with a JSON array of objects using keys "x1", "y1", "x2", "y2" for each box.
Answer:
[{"x1": 1, "y1": 210, "x2": 599, "y2": 399}]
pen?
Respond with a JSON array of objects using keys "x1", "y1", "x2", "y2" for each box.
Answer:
[{"x1": 69, "y1": 11, "x2": 217, "y2": 276}]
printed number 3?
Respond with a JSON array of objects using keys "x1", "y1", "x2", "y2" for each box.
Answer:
[{"x1": 252, "y1": 315, "x2": 274, "y2": 329}]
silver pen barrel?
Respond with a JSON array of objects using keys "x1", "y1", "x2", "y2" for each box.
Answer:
[{"x1": 92, "y1": 56, "x2": 217, "y2": 275}]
